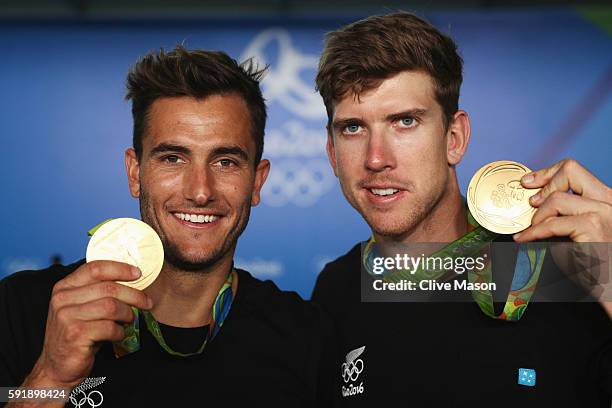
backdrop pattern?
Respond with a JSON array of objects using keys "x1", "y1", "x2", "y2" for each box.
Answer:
[{"x1": 1, "y1": 8, "x2": 610, "y2": 298}]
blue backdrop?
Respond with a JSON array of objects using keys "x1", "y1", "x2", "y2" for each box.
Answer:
[{"x1": 1, "y1": 8, "x2": 610, "y2": 298}]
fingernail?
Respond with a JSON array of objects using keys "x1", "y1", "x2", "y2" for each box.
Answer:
[
  {"x1": 522, "y1": 174, "x2": 534, "y2": 184},
  {"x1": 513, "y1": 233, "x2": 521, "y2": 240},
  {"x1": 147, "y1": 297, "x2": 154, "y2": 308},
  {"x1": 132, "y1": 267, "x2": 141, "y2": 278},
  {"x1": 530, "y1": 193, "x2": 541, "y2": 204}
]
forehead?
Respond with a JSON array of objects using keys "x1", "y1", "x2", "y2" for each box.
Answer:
[
  {"x1": 144, "y1": 95, "x2": 255, "y2": 152},
  {"x1": 333, "y1": 71, "x2": 439, "y2": 118}
]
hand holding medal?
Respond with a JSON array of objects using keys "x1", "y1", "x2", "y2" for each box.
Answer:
[
  {"x1": 28, "y1": 218, "x2": 160, "y2": 389},
  {"x1": 467, "y1": 159, "x2": 612, "y2": 319},
  {"x1": 512, "y1": 158, "x2": 612, "y2": 243}
]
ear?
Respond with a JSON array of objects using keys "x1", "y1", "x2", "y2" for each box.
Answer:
[
  {"x1": 125, "y1": 148, "x2": 141, "y2": 198},
  {"x1": 251, "y1": 159, "x2": 271, "y2": 207},
  {"x1": 446, "y1": 110, "x2": 471, "y2": 166},
  {"x1": 326, "y1": 127, "x2": 339, "y2": 177}
]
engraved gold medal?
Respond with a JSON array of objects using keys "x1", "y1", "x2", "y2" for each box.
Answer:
[
  {"x1": 467, "y1": 160, "x2": 540, "y2": 235},
  {"x1": 86, "y1": 218, "x2": 164, "y2": 290}
]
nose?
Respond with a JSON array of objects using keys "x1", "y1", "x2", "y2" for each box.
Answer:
[
  {"x1": 183, "y1": 164, "x2": 214, "y2": 205},
  {"x1": 365, "y1": 129, "x2": 396, "y2": 172}
]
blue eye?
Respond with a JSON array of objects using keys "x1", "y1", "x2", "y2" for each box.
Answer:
[
  {"x1": 400, "y1": 118, "x2": 415, "y2": 127},
  {"x1": 344, "y1": 124, "x2": 361, "y2": 134}
]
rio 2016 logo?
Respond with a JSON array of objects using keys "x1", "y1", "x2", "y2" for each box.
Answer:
[{"x1": 341, "y1": 346, "x2": 365, "y2": 397}]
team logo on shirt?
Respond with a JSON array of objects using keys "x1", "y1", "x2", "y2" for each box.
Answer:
[
  {"x1": 341, "y1": 346, "x2": 365, "y2": 397},
  {"x1": 68, "y1": 377, "x2": 105, "y2": 407},
  {"x1": 517, "y1": 368, "x2": 536, "y2": 387}
]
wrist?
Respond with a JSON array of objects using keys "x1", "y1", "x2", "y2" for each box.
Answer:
[
  {"x1": 6, "y1": 362, "x2": 74, "y2": 408},
  {"x1": 24, "y1": 359, "x2": 78, "y2": 391}
]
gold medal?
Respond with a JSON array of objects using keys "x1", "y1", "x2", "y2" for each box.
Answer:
[
  {"x1": 86, "y1": 218, "x2": 164, "y2": 290},
  {"x1": 467, "y1": 160, "x2": 540, "y2": 235}
]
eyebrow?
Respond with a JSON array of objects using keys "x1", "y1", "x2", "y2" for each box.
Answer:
[
  {"x1": 385, "y1": 108, "x2": 428, "y2": 122},
  {"x1": 150, "y1": 143, "x2": 191, "y2": 156},
  {"x1": 331, "y1": 117, "x2": 365, "y2": 130},
  {"x1": 149, "y1": 143, "x2": 249, "y2": 161},
  {"x1": 211, "y1": 146, "x2": 249, "y2": 162}
]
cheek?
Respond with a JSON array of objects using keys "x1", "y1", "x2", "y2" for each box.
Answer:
[
  {"x1": 143, "y1": 168, "x2": 182, "y2": 198},
  {"x1": 394, "y1": 135, "x2": 447, "y2": 181},
  {"x1": 216, "y1": 175, "x2": 252, "y2": 202},
  {"x1": 334, "y1": 161, "x2": 356, "y2": 190},
  {"x1": 333, "y1": 143, "x2": 363, "y2": 176},
  {"x1": 157, "y1": 175, "x2": 180, "y2": 189},
  {"x1": 406, "y1": 129, "x2": 447, "y2": 160}
]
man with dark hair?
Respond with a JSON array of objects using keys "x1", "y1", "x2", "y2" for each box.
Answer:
[
  {"x1": 312, "y1": 12, "x2": 611, "y2": 406},
  {"x1": 0, "y1": 46, "x2": 334, "y2": 407},
  {"x1": 127, "y1": 47, "x2": 267, "y2": 164}
]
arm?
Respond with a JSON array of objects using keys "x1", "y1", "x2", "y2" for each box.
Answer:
[{"x1": 2, "y1": 261, "x2": 153, "y2": 407}]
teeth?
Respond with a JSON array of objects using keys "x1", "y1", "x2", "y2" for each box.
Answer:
[
  {"x1": 371, "y1": 188, "x2": 399, "y2": 196},
  {"x1": 174, "y1": 213, "x2": 219, "y2": 224}
]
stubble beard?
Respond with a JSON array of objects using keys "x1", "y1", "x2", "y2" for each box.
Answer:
[
  {"x1": 138, "y1": 187, "x2": 251, "y2": 273},
  {"x1": 367, "y1": 191, "x2": 441, "y2": 241},
  {"x1": 354, "y1": 176, "x2": 448, "y2": 242}
]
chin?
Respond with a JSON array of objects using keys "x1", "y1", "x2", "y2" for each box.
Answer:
[
  {"x1": 372, "y1": 224, "x2": 415, "y2": 239},
  {"x1": 163, "y1": 242, "x2": 225, "y2": 272},
  {"x1": 166, "y1": 253, "x2": 218, "y2": 272},
  {"x1": 365, "y1": 211, "x2": 423, "y2": 240}
]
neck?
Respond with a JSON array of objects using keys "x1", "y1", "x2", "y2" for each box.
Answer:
[
  {"x1": 375, "y1": 174, "x2": 469, "y2": 245},
  {"x1": 144, "y1": 252, "x2": 236, "y2": 328}
]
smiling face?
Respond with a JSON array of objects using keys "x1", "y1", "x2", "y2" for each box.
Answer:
[
  {"x1": 327, "y1": 71, "x2": 468, "y2": 241},
  {"x1": 125, "y1": 95, "x2": 269, "y2": 271}
]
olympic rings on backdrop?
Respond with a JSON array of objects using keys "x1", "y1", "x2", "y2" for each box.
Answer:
[{"x1": 262, "y1": 159, "x2": 335, "y2": 207}]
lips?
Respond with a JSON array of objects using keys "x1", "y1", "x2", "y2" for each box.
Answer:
[
  {"x1": 368, "y1": 187, "x2": 400, "y2": 197},
  {"x1": 171, "y1": 211, "x2": 224, "y2": 228},
  {"x1": 174, "y1": 213, "x2": 219, "y2": 224},
  {"x1": 361, "y1": 184, "x2": 406, "y2": 205}
]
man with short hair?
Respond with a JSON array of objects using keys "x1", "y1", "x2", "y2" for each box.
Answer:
[
  {"x1": 0, "y1": 46, "x2": 334, "y2": 407},
  {"x1": 312, "y1": 12, "x2": 611, "y2": 406}
]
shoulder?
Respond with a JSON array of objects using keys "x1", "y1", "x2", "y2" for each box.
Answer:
[
  {"x1": 323, "y1": 242, "x2": 362, "y2": 275},
  {"x1": 311, "y1": 242, "x2": 362, "y2": 299},
  {"x1": 0, "y1": 260, "x2": 84, "y2": 321},
  {"x1": 0, "y1": 260, "x2": 84, "y2": 385},
  {"x1": 0, "y1": 260, "x2": 83, "y2": 301},
  {"x1": 310, "y1": 243, "x2": 363, "y2": 319},
  {"x1": 234, "y1": 269, "x2": 327, "y2": 329}
]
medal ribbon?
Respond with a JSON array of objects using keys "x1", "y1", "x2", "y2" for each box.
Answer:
[
  {"x1": 362, "y1": 210, "x2": 546, "y2": 321},
  {"x1": 113, "y1": 271, "x2": 236, "y2": 358}
]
